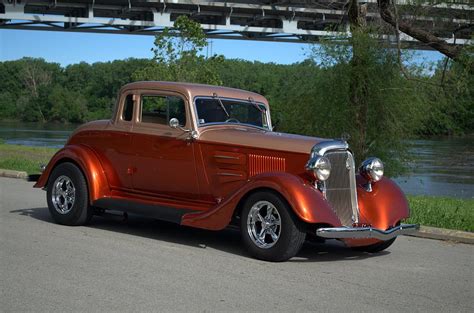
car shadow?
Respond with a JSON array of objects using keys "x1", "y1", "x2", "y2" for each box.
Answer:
[{"x1": 10, "y1": 207, "x2": 389, "y2": 262}]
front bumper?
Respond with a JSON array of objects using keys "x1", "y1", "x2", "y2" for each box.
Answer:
[{"x1": 316, "y1": 224, "x2": 420, "y2": 241}]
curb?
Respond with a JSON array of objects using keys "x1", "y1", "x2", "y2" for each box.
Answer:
[
  {"x1": 0, "y1": 169, "x2": 472, "y2": 244},
  {"x1": 0, "y1": 169, "x2": 28, "y2": 179},
  {"x1": 406, "y1": 225, "x2": 474, "y2": 245}
]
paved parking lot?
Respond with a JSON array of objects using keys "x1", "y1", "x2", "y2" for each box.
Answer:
[{"x1": 1, "y1": 177, "x2": 473, "y2": 312}]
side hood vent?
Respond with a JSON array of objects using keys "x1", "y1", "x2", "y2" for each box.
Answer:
[{"x1": 249, "y1": 154, "x2": 286, "y2": 177}]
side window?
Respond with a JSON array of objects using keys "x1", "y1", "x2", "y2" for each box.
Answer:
[
  {"x1": 122, "y1": 94, "x2": 134, "y2": 121},
  {"x1": 141, "y1": 95, "x2": 186, "y2": 126}
]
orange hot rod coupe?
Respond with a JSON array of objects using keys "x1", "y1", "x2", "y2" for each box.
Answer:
[{"x1": 33, "y1": 81, "x2": 419, "y2": 261}]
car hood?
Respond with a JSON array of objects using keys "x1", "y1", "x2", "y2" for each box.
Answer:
[{"x1": 198, "y1": 126, "x2": 327, "y2": 154}]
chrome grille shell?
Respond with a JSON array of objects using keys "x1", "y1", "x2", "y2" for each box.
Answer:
[
  {"x1": 324, "y1": 150, "x2": 359, "y2": 226},
  {"x1": 309, "y1": 140, "x2": 359, "y2": 226}
]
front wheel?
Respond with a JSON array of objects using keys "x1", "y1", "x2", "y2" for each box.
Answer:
[
  {"x1": 240, "y1": 191, "x2": 306, "y2": 262},
  {"x1": 352, "y1": 222, "x2": 400, "y2": 253},
  {"x1": 46, "y1": 162, "x2": 92, "y2": 226},
  {"x1": 353, "y1": 237, "x2": 397, "y2": 253}
]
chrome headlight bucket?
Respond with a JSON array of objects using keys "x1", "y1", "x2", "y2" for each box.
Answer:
[
  {"x1": 359, "y1": 157, "x2": 384, "y2": 186},
  {"x1": 306, "y1": 156, "x2": 331, "y2": 181}
]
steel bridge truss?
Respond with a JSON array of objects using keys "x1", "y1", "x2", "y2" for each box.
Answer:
[{"x1": 1, "y1": 1, "x2": 472, "y2": 49}]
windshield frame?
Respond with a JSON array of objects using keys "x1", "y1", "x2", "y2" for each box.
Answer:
[{"x1": 193, "y1": 96, "x2": 272, "y2": 131}]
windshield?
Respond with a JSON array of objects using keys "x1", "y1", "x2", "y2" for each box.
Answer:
[{"x1": 195, "y1": 97, "x2": 270, "y2": 129}]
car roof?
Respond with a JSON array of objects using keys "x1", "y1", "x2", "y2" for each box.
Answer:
[{"x1": 121, "y1": 81, "x2": 269, "y2": 105}]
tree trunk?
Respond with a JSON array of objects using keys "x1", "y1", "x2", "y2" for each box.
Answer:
[
  {"x1": 348, "y1": 0, "x2": 370, "y2": 159},
  {"x1": 22, "y1": 64, "x2": 47, "y2": 123}
]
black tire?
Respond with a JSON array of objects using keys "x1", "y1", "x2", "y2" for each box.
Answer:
[
  {"x1": 46, "y1": 162, "x2": 92, "y2": 226},
  {"x1": 353, "y1": 237, "x2": 397, "y2": 253},
  {"x1": 353, "y1": 221, "x2": 400, "y2": 253},
  {"x1": 240, "y1": 191, "x2": 306, "y2": 262}
]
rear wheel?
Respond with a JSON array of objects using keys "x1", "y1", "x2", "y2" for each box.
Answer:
[
  {"x1": 240, "y1": 191, "x2": 306, "y2": 262},
  {"x1": 47, "y1": 162, "x2": 92, "y2": 226}
]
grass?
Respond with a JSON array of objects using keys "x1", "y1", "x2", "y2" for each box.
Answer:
[
  {"x1": 0, "y1": 140, "x2": 58, "y2": 174},
  {"x1": 406, "y1": 195, "x2": 474, "y2": 232},
  {"x1": 0, "y1": 140, "x2": 472, "y2": 232}
]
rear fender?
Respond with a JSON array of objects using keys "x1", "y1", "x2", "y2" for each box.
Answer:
[
  {"x1": 34, "y1": 145, "x2": 110, "y2": 204},
  {"x1": 181, "y1": 172, "x2": 341, "y2": 230}
]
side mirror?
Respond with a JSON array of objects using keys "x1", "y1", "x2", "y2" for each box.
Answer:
[
  {"x1": 169, "y1": 118, "x2": 180, "y2": 129},
  {"x1": 169, "y1": 118, "x2": 198, "y2": 140}
]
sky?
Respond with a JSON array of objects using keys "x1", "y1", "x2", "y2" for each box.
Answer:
[{"x1": 1, "y1": 29, "x2": 444, "y2": 66}]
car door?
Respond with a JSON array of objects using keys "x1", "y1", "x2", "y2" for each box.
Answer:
[{"x1": 130, "y1": 91, "x2": 200, "y2": 199}]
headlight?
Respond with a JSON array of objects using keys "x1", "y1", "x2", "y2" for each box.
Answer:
[
  {"x1": 359, "y1": 157, "x2": 384, "y2": 182},
  {"x1": 306, "y1": 156, "x2": 331, "y2": 181}
]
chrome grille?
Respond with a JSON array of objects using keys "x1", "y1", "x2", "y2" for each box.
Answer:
[{"x1": 324, "y1": 150, "x2": 359, "y2": 226}]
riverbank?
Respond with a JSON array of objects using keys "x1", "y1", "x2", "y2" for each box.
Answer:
[
  {"x1": 0, "y1": 141, "x2": 58, "y2": 174},
  {"x1": 406, "y1": 196, "x2": 473, "y2": 232},
  {"x1": 1, "y1": 142, "x2": 472, "y2": 232}
]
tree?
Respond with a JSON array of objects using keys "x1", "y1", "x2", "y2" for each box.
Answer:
[
  {"x1": 301, "y1": 0, "x2": 427, "y2": 175},
  {"x1": 0, "y1": 61, "x2": 24, "y2": 119},
  {"x1": 133, "y1": 15, "x2": 223, "y2": 85},
  {"x1": 48, "y1": 85, "x2": 88, "y2": 123},
  {"x1": 347, "y1": 0, "x2": 371, "y2": 158},
  {"x1": 377, "y1": 0, "x2": 471, "y2": 63},
  {"x1": 417, "y1": 59, "x2": 474, "y2": 135},
  {"x1": 19, "y1": 59, "x2": 54, "y2": 122}
]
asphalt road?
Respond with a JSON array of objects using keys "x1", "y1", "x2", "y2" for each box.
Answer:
[{"x1": 1, "y1": 177, "x2": 473, "y2": 312}]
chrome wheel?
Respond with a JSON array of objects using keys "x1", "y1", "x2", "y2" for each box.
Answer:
[
  {"x1": 51, "y1": 175, "x2": 76, "y2": 214},
  {"x1": 247, "y1": 200, "x2": 282, "y2": 249}
]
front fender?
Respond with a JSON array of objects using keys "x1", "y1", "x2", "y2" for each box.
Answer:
[
  {"x1": 181, "y1": 172, "x2": 341, "y2": 230},
  {"x1": 356, "y1": 175, "x2": 410, "y2": 229},
  {"x1": 344, "y1": 175, "x2": 410, "y2": 247},
  {"x1": 34, "y1": 144, "x2": 110, "y2": 204}
]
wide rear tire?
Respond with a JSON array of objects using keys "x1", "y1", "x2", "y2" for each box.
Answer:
[
  {"x1": 46, "y1": 162, "x2": 92, "y2": 226},
  {"x1": 240, "y1": 191, "x2": 306, "y2": 262}
]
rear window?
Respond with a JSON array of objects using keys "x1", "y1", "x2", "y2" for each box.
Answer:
[{"x1": 122, "y1": 94, "x2": 134, "y2": 121}]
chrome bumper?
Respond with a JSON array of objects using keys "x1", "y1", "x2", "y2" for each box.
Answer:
[{"x1": 316, "y1": 224, "x2": 420, "y2": 241}]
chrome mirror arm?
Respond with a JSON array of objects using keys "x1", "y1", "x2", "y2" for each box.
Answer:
[{"x1": 169, "y1": 118, "x2": 198, "y2": 140}]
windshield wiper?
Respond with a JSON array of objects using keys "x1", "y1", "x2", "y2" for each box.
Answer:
[
  {"x1": 248, "y1": 97, "x2": 265, "y2": 114},
  {"x1": 248, "y1": 97, "x2": 270, "y2": 130},
  {"x1": 212, "y1": 93, "x2": 230, "y2": 118}
]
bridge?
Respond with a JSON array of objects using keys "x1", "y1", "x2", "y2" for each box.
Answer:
[{"x1": 1, "y1": 0, "x2": 472, "y2": 49}]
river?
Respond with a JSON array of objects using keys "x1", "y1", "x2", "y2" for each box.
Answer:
[{"x1": 1, "y1": 121, "x2": 472, "y2": 198}]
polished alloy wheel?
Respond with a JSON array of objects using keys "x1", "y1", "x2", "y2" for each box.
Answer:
[
  {"x1": 51, "y1": 175, "x2": 76, "y2": 214},
  {"x1": 247, "y1": 200, "x2": 282, "y2": 249}
]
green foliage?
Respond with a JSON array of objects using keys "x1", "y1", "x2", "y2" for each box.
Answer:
[
  {"x1": 277, "y1": 34, "x2": 426, "y2": 175},
  {"x1": 416, "y1": 48, "x2": 474, "y2": 136},
  {"x1": 406, "y1": 195, "x2": 474, "y2": 232},
  {"x1": 0, "y1": 58, "x2": 61, "y2": 122},
  {"x1": 133, "y1": 15, "x2": 223, "y2": 85},
  {"x1": 153, "y1": 15, "x2": 207, "y2": 64},
  {"x1": 48, "y1": 86, "x2": 88, "y2": 123},
  {"x1": 0, "y1": 57, "x2": 149, "y2": 124}
]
